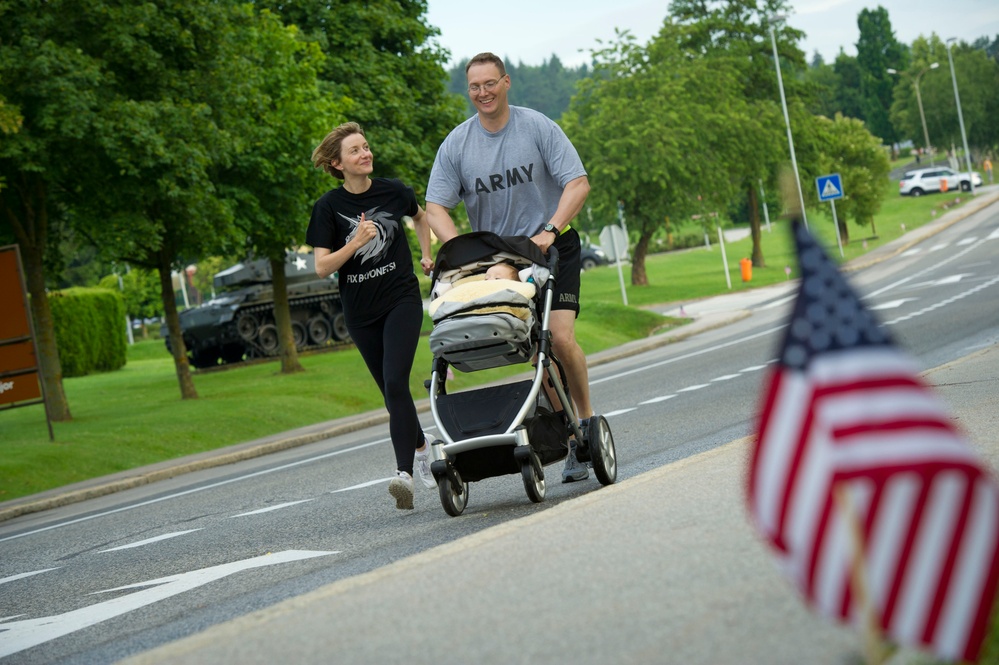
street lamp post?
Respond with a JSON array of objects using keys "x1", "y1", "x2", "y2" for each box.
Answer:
[
  {"x1": 946, "y1": 38, "x2": 975, "y2": 196},
  {"x1": 767, "y1": 17, "x2": 808, "y2": 227},
  {"x1": 887, "y1": 62, "x2": 938, "y2": 164}
]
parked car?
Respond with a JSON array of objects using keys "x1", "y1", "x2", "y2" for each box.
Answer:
[
  {"x1": 899, "y1": 167, "x2": 982, "y2": 196},
  {"x1": 580, "y1": 243, "x2": 610, "y2": 271}
]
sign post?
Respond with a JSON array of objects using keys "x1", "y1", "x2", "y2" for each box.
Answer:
[
  {"x1": 611, "y1": 202, "x2": 629, "y2": 306},
  {"x1": 816, "y1": 173, "x2": 845, "y2": 257},
  {"x1": 0, "y1": 245, "x2": 53, "y2": 439}
]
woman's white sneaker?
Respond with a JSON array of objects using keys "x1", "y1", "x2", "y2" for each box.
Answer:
[
  {"x1": 414, "y1": 439, "x2": 436, "y2": 490},
  {"x1": 388, "y1": 471, "x2": 414, "y2": 510}
]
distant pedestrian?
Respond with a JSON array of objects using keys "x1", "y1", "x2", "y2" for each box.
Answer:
[{"x1": 984, "y1": 157, "x2": 993, "y2": 184}]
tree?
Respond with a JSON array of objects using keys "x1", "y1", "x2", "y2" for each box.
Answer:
[
  {"x1": 887, "y1": 36, "x2": 948, "y2": 157},
  {"x1": 833, "y1": 51, "x2": 865, "y2": 121},
  {"x1": 563, "y1": 23, "x2": 765, "y2": 284},
  {"x1": 214, "y1": 11, "x2": 341, "y2": 374},
  {"x1": 0, "y1": 1, "x2": 327, "y2": 403},
  {"x1": 936, "y1": 40, "x2": 999, "y2": 157},
  {"x1": 98, "y1": 267, "x2": 161, "y2": 339},
  {"x1": 815, "y1": 114, "x2": 891, "y2": 243},
  {"x1": 261, "y1": 0, "x2": 465, "y2": 193},
  {"x1": 668, "y1": 0, "x2": 807, "y2": 267},
  {"x1": 855, "y1": 7, "x2": 908, "y2": 148}
]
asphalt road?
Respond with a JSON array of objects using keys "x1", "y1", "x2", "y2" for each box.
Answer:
[{"x1": 1, "y1": 189, "x2": 997, "y2": 664}]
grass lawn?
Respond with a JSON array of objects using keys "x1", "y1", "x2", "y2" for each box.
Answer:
[{"x1": 0, "y1": 182, "x2": 984, "y2": 502}]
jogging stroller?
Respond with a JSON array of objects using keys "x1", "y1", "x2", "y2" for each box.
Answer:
[{"x1": 425, "y1": 231, "x2": 617, "y2": 517}]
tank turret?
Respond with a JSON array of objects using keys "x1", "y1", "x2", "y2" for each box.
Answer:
[{"x1": 164, "y1": 252, "x2": 348, "y2": 368}]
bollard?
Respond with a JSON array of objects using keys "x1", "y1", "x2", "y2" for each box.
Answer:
[{"x1": 740, "y1": 258, "x2": 752, "y2": 282}]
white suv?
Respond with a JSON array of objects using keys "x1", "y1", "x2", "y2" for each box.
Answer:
[{"x1": 899, "y1": 167, "x2": 982, "y2": 196}]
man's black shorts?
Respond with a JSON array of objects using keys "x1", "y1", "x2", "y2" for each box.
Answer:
[{"x1": 551, "y1": 228, "x2": 581, "y2": 317}]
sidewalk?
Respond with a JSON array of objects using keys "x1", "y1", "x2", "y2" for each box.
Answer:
[
  {"x1": 121, "y1": 342, "x2": 999, "y2": 665},
  {"x1": 1, "y1": 187, "x2": 997, "y2": 524}
]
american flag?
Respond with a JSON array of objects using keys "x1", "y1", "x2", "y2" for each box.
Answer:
[{"x1": 748, "y1": 221, "x2": 999, "y2": 662}]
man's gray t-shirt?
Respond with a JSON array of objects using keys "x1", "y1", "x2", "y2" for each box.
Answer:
[{"x1": 426, "y1": 106, "x2": 586, "y2": 238}]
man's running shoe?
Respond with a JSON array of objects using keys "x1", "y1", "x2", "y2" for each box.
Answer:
[
  {"x1": 561, "y1": 442, "x2": 589, "y2": 483},
  {"x1": 389, "y1": 471, "x2": 415, "y2": 510},
  {"x1": 414, "y1": 436, "x2": 436, "y2": 489},
  {"x1": 573, "y1": 418, "x2": 591, "y2": 463}
]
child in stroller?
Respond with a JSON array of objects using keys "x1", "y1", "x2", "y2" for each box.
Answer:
[{"x1": 425, "y1": 232, "x2": 617, "y2": 516}]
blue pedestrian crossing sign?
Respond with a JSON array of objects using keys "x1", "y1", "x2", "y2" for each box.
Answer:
[{"x1": 816, "y1": 173, "x2": 844, "y2": 202}]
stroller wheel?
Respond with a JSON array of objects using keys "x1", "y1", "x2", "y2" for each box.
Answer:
[
  {"x1": 438, "y1": 466, "x2": 469, "y2": 517},
  {"x1": 587, "y1": 415, "x2": 617, "y2": 485},
  {"x1": 520, "y1": 456, "x2": 546, "y2": 503}
]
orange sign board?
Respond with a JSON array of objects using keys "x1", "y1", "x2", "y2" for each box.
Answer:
[
  {"x1": 0, "y1": 371, "x2": 42, "y2": 405},
  {"x1": 1, "y1": 245, "x2": 51, "y2": 440},
  {"x1": 0, "y1": 248, "x2": 32, "y2": 339},
  {"x1": 0, "y1": 340, "x2": 37, "y2": 372}
]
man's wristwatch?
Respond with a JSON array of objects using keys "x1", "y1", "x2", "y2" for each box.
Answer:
[{"x1": 542, "y1": 223, "x2": 559, "y2": 238}]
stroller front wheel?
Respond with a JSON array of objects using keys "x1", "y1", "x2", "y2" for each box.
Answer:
[
  {"x1": 438, "y1": 466, "x2": 469, "y2": 517},
  {"x1": 520, "y1": 456, "x2": 546, "y2": 503},
  {"x1": 586, "y1": 415, "x2": 618, "y2": 485}
]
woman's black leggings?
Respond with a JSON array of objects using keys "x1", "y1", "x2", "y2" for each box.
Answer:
[{"x1": 347, "y1": 301, "x2": 424, "y2": 476}]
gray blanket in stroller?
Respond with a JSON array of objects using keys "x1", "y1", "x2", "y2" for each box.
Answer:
[{"x1": 428, "y1": 279, "x2": 537, "y2": 371}]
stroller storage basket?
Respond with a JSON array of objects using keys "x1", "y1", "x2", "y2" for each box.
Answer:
[{"x1": 435, "y1": 380, "x2": 568, "y2": 482}]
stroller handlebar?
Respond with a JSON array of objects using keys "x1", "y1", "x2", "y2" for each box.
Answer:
[{"x1": 546, "y1": 245, "x2": 560, "y2": 280}]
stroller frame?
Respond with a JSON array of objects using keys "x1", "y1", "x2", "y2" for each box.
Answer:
[{"x1": 425, "y1": 232, "x2": 617, "y2": 516}]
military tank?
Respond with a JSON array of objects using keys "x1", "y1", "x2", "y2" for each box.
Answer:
[{"x1": 164, "y1": 252, "x2": 348, "y2": 368}]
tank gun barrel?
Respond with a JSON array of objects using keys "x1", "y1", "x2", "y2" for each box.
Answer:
[{"x1": 214, "y1": 252, "x2": 320, "y2": 289}]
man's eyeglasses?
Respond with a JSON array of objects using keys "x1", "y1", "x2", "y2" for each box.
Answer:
[{"x1": 468, "y1": 77, "x2": 504, "y2": 94}]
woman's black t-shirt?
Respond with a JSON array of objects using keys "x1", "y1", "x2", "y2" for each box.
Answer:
[{"x1": 305, "y1": 178, "x2": 422, "y2": 327}]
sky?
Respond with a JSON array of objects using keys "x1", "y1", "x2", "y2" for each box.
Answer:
[{"x1": 425, "y1": 0, "x2": 999, "y2": 69}]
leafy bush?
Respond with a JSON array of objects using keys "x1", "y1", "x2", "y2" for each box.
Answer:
[{"x1": 49, "y1": 288, "x2": 127, "y2": 377}]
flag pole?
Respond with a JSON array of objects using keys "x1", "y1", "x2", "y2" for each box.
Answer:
[{"x1": 832, "y1": 483, "x2": 891, "y2": 665}]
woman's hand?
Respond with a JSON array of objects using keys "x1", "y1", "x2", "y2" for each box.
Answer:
[
  {"x1": 352, "y1": 213, "x2": 378, "y2": 247},
  {"x1": 420, "y1": 257, "x2": 434, "y2": 276}
]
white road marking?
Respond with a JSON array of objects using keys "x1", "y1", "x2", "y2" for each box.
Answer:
[
  {"x1": 885, "y1": 274, "x2": 999, "y2": 325},
  {"x1": 101, "y1": 530, "x2": 202, "y2": 552},
  {"x1": 866, "y1": 237, "x2": 983, "y2": 298},
  {"x1": 332, "y1": 478, "x2": 391, "y2": 493},
  {"x1": 760, "y1": 295, "x2": 796, "y2": 310},
  {"x1": 932, "y1": 274, "x2": 971, "y2": 285},
  {"x1": 900, "y1": 248, "x2": 921, "y2": 257},
  {"x1": 0, "y1": 569, "x2": 60, "y2": 586},
  {"x1": 602, "y1": 408, "x2": 636, "y2": 418},
  {"x1": 740, "y1": 365, "x2": 769, "y2": 373},
  {"x1": 989, "y1": 228, "x2": 999, "y2": 240},
  {"x1": 0, "y1": 550, "x2": 336, "y2": 658},
  {"x1": 230, "y1": 500, "x2": 315, "y2": 517},
  {"x1": 710, "y1": 374, "x2": 741, "y2": 382},
  {"x1": 928, "y1": 243, "x2": 948, "y2": 252},
  {"x1": 0, "y1": 439, "x2": 389, "y2": 544},
  {"x1": 591, "y1": 325, "x2": 786, "y2": 386},
  {"x1": 869, "y1": 298, "x2": 918, "y2": 310},
  {"x1": 639, "y1": 395, "x2": 676, "y2": 405},
  {"x1": 957, "y1": 237, "x2": 977, "y2": 245},
  {"x1": 677, "y1": 384, "x2": 709, "y2": 392}
]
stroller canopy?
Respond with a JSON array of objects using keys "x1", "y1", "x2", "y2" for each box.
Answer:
[{"x1": 432, "y1": 232, "x2": 550, "y2": 282}]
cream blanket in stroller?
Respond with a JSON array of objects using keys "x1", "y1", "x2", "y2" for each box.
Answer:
[{"x1": 428, "y1": 277, "x2": 538, "y2": 371}]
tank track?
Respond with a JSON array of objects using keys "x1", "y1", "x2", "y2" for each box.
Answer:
[{"x1": 234, "y1": 293, "x2": 348, "y2": 360}]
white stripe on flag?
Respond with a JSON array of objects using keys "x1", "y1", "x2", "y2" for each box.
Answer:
[
  {"x1": 935, "y1": 478, "x2": 999, "y2": 660},
  {"x1": 754, "y1": 372, "x2": 810, "y2": 535},
  {"x1": 890, "y1": 472, "x2": 966, "y2": 645}
]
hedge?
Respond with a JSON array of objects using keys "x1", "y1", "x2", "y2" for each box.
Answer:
[{"x1": 49, "y1": 287, "x2": 127, "y2": 377}]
